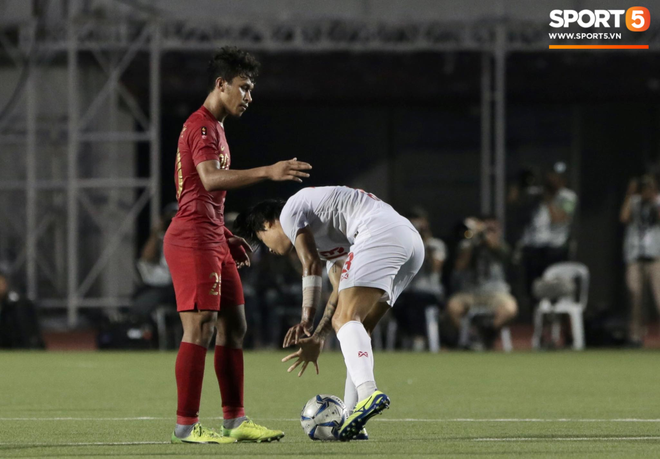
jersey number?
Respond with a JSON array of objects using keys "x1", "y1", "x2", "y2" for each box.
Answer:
[
  {"x1": 209, "y1": 272, "x2": 221, "y2": 296},
  {"x1": 341, "y1": 252, "x2": 354, "y2": 280}
]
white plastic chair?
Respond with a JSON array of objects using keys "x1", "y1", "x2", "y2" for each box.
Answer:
[
  {"x1": 458, "y1": 306, "x2": 513, "y2": 352},
  {"x1": 532, "y1": 262, "x2": 589, "y2": 350}
]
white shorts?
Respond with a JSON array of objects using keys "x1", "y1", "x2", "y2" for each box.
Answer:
[{"x1": 336, "y1": 224, "x2": 425, "y2": 306}]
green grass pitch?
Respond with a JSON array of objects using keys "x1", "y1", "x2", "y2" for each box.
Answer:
[{"x1": 0, "y1": 350, "x2": 659, "y2": 458}]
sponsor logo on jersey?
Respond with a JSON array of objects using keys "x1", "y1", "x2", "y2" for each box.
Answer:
[
  {"x1": 201, "y1": 126, "x2": 207, "y2": 138},
  {"x1": 320, "y1": 247, "x2": 346, "y2": 260}
]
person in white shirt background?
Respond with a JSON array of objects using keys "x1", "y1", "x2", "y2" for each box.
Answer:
[{"x1": 620, "y1": 174, "x2": 660, "y2": 347}]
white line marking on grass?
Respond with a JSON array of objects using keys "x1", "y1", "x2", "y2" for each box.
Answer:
[
  {"x1": 1, "y1": 438, "x2": 659, "y2": 447},
  {"x1": 0, "y1": 441, "x2": 170, "y2": 446},
  {"x1": 372, "y1": 418, "x2": 660, "y2": 423},
  {"x1": 473, "y1": 436, "x2": 660, "y2": 442},
  {"x1": 2, "y1": 417, "x2": 660, "y2": 423},
  {"x1": 0, "y1": 417, "x2": 168, "y2": 421}
]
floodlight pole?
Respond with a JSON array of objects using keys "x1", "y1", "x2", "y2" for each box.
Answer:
[
  {"x1": 150, "y1": 21, "x2": 162, "y2": 228},
  {"x1": 480, "y1": 52, "x2": 492, "y2": 215},
  {"x1": 26, "y1": 20, "x2": 38, "y2": 301},
  {"x1": 66, "y1": 11, "x2": 80, "y2": 327},
  {"x1": 494, "y1": 23, "x2": 507, "y2": 234}
]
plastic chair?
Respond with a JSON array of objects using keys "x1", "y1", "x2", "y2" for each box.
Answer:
[
  {"x1": 532, "y1": 262, "x2": 589, "y2": 350},
  {"x1": 458, "y1": 306, "x2": 513, "y2": 352}
]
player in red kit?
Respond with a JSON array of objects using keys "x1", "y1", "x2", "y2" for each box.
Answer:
[{"x1": 164, "y1": 47, "x2": 312, "y2": 444}]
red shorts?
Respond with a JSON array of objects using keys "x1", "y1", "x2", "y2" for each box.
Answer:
[{"x1": 163, "y1": 242, "x2": 245, "y2": 312}]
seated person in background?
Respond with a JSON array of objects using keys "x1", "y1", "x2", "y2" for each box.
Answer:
[
  {"x1": 251, "y1": 249, "x2": 305, "y2": 348},
  {"x1": 447, "y1": 216, "x2": 517, "y2": 349},
  {"x1": 620, "y1": 175, "x2": 660, "y2": 347},
  {"x1": 406, "y1": 206, "x2": 446, "y2": 300},
  {"x1": 394, "y1": 207, "x2": 446, "y2": 349},
  {"x1": 0, "y1": 264, "x2": 45, "y2": 349},
  {"x1": 133, "y1": 203, "x2": 179, "y2": 318}
]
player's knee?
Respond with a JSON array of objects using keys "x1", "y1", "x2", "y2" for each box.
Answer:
[
  {"x1": 215, "y1": 315, "x2": 247, "y2": 348},
  {"x1": 182, "y1": 312, "x2": 217, "y2": 346},
  {"x1": 229, "y1": 316, "x2": 247, "y2": 346},
  {"x1": 332, "y1": 311, "x2": 349, "y2": 333},
  {"x1": 185, "y1": 325, "x2": 215, "y2": 346}
]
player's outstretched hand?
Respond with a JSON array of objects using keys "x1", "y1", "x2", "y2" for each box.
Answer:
[
  {"x1": 268, "y1": 158, "x2": 312, "y2": 183},
  {"x1": 281, "y1": 336, "x2": 322, "y2": 377},
  {"x1": 227, "y1": 236, "x2": 252, "y2": 268},
  {"x1": 282, "y1": 322, "x2": 312, "y2": 348}
]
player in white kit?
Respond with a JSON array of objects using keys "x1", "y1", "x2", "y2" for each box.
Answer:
[{"x1": 233, "y1": 186, "x2": 424, "y2": 441}]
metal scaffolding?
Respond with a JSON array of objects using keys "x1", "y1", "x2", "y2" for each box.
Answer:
[
  {"x1": 2, "y1": 2, "x2": 652, "y2": 326},
  {"x1": 0, "y1": 6, "x2": 162, "y2": 326}
]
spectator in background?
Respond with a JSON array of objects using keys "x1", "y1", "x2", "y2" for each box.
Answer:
[
  {"x1": 406, "y1": 207, "x2": 446, "y2": 300},
  {"x1": 393, "y1": 207, "x2": 446, "y2": 349},
  {"x1": 507, "y1": 167, "x2": 543, "y2": 246},
  {"x1": 254, "y1": 249, "x2": 305, "y2": 347},
  {"x1": 447, "y1": 216, "x2": 517, "y2": 349},
  {"x1": 0, "y1": 264, "x2": 45, "y2": 349},
  {"x1": 519, "y1": 165, "x2": 578, "y2": 296},
  {"x1": 620, "y1": 175, "x2": 660, "y2": 346},
  {"x1": 133, "y1": 203, "x2": 179, "y2": 318}
]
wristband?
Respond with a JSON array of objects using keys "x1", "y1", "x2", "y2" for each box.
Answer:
[
  {"x1": 302, "y1": 275, "x2": 322, "y2": 289},
  {"x1": 302, "y1": 275, "x2": 322, "y2": 310}
]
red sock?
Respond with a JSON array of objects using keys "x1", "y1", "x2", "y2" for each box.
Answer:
[
  {"x1": 214, "y1": 345, "x2": 245, "y2": 419},
  {"x1": 175, "y1": 342, "x2": 207, "y2": 425}
]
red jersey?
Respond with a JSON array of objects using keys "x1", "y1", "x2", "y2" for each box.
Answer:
[{"x1": 165, "y1": 106, "x2": 231, "y2": 248}]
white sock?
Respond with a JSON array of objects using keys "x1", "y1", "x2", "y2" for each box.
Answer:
[
  {"x1": 344, "y1": 369, "x2": 358, "y2": 413},
  {"x1": 337, "y1": 321, "x2": 376, "y2": 400},
  {"x1": 357, "y1": 381, "x2": 377, "y2": 402}
]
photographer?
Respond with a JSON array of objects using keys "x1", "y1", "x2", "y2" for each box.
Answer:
[
  {"x1": 447, "y1": 216, "x2": 518, "y2": 349},
  {"x1": 519, "y1": 167, "x2": 578, "y2": 297},
  {"x1": 620, "y1": 175, "x2": 660, "y2": 346}
]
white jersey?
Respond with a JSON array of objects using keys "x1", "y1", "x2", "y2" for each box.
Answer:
[{"x1": 280, "y1": 186, "x2": 414, "y2": 261}]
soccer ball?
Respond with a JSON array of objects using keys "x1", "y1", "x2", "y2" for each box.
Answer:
[{"x1": 300, "y1": 394, "x2": 347, "y2": 441}]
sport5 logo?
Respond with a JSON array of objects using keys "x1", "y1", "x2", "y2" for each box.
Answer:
[
  {"x1": 319, "y1": 246, "x2": 346, "y2": 259},
  {"x1": 550, "y1": 7, "x2": 650, "y2": 32},
  {"x1": 357, "y1": 351, "x2": 369, "y2": 358},
  {"x1": 341, "y1": 252, "x2": 354, "y2": 280},
  {"x1": 627, "y1": 7, "x2": 650, "y2": 32}
]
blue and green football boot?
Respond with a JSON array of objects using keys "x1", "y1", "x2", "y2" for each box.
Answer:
[{"x1": 338, "y1": 391, "x2": 390, "y2": 441}]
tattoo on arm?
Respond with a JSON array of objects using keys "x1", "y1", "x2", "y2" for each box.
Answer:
[
  {"x1": 313, "y1": 300, "x2": 337, "y2": 340},
  {"x1": 313, "y1": 262, "x2": 341, "y2": 340}
]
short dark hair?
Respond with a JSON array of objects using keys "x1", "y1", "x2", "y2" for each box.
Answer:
[
  {"x1": 233, "y1": 199, "x2": 286, "y2": 247},
  {"x1": 207, "y1": 46, "x2": 260, "y2": 92}
]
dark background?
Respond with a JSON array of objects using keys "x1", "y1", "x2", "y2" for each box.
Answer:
[{"x1": 127, "y1": 51, "x2": 660, "y2": 318}]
